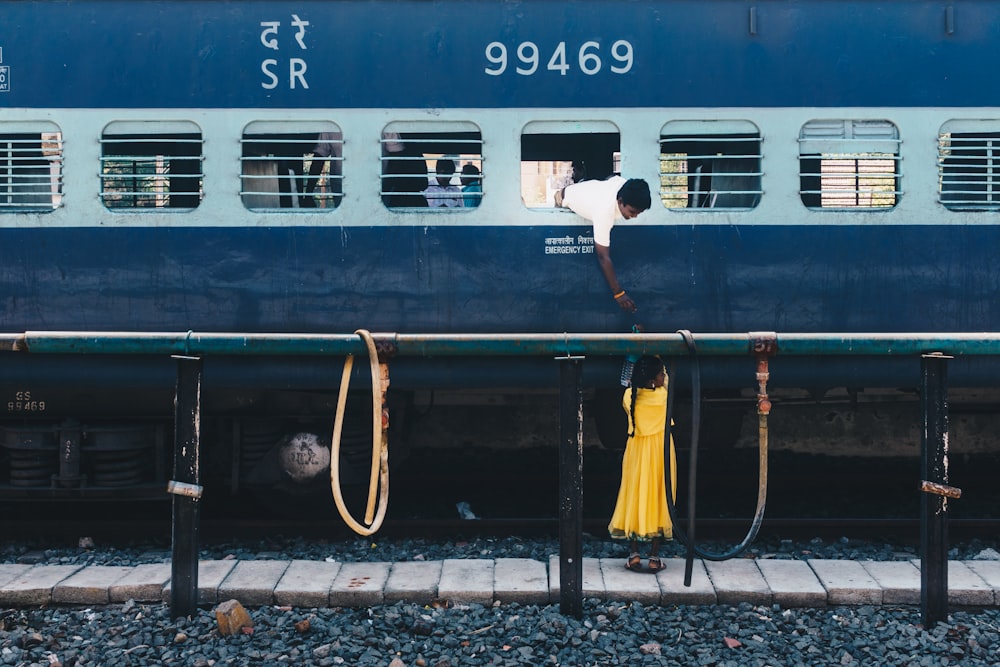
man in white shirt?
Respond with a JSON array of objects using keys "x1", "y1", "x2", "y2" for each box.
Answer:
[
  {"x1": 424, "y1": 159, "x2": 462, "y2": 208},
  {"x1": 557, "y1": 177, "x2": 651, "y2": 313}
]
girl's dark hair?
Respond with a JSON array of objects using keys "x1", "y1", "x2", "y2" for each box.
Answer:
[{"x1": 627, "y1": 355, "x2": 665, "y2": 437}]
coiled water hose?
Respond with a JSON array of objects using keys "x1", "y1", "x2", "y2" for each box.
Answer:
[
  {"x1": 664, "y1": 330, "x2": 770, "y2": 586},
  {"x1": 330, "y1": 329, "x2": 389, "y2": 536}
]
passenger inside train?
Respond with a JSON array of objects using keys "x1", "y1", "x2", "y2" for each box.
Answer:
[
  {"x1": 460, "y1": 163, "x2": 482, "y2": 208},
  {"x1": 424, "y1": 159, "x2": 462, "y2": 208}
]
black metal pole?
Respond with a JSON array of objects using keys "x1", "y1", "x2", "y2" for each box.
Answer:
[
  {"x1": 557, "y1": 356, "x2": 584, "y2": 618},
  {"x1": 170, "y1": 355, "x2": 203, "y2": 619},
  {"x1": 920, "y1": 352, "x2": 951, "y2": 629}
]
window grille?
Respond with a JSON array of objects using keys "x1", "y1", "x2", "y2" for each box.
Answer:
[
  {"x1": 381, "y1": 122, "x2": 483, "y2": 210},
  {"x1": 938, "y1": 124, "x2": 1000, "y2": 211},
  {"x1": 240, "y1": 121, "x2": 342, "y2": 211},
  {"x1": 0, "y1": 122, "x2": 63, "y2": 213},
  {"x1": 100, "y1": 121, "x2": 204, "y2": 210},
  {"x1": 659, "y1": 121, "x2": 762, "y2": 210},
  {"x1": 799, "y1": 119, "x2": 900, "y2": 210}
]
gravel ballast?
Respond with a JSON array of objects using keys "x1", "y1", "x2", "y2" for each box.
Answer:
[
  {"x1": 4, "y1": 534, "x2": 1000, "y2": 665},
  {"x1": 4, "y1": 598, "x2": 1000, "y2": 666}
]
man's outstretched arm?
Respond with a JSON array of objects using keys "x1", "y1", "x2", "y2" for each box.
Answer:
[{"x1": 595, "y1": 243, "x2": 637, "y2": 313}]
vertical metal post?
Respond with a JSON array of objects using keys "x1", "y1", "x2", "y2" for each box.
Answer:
[
  {"x1": 169, "y1": 355, "x2": 203, "y2": 619},
  {"x1": 920, "y1": 352, "x2": 951, "y2": 629},
  {"x1": 557, "y1": 356, "x2": 584, "y2": 618},
  {"x1": 56, "y1": 421, "x2": 82, "y2": 488}
]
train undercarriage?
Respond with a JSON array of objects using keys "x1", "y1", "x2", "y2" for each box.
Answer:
[{"x1": 2, "y1": 379, "x2": 999, "y2": 501}]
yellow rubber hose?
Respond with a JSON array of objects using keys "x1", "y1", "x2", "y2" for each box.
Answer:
[{"x1": 330, "y1": 329, "x2": 389, "y2": 535}]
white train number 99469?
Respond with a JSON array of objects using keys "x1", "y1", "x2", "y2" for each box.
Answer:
[{"x1": 484, "y1": 40, "x2": 633, "y2": 76}]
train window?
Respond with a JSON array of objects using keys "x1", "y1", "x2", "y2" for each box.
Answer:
[
  {"x1": 380, "y1": 121, "x2": 483, "y2": 210},
  {"x1": 938, "y1": 121, "x2": 1000, "y2": 211},
  {"x1": 0, "y1": 122, "x2": 63, "y2": 213},
  {"x1": 798, "y1": 120, "x2": 900, "y2": 210},
  {"x1": 240, "y1": 121, "x2": 342, "y2": 211},
  {"x1": 659, "y1": 120, "x2": 762, "y2": 210},
  {"x1": 100, "y1": 121, "x2": 204, "y2": 210},
  {"x1": 520, "y1": 121, "x2": 620, "y2": 208}
]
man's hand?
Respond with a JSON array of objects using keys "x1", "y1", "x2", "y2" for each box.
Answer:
[{"x1": 614, "y1": 291, "x2": 637, "y2": 313}]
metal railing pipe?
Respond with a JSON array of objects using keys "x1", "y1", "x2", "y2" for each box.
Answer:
[{"x1": 10, "y1": 330, "x2": 1000, "y2": 357}]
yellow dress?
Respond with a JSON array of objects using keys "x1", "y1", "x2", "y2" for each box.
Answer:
[{"x1": 608, "y1": 384, "x2": 677, "y2": 542}]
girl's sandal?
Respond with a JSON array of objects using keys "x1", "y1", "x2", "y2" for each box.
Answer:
[
  {"x1": 648, "y1": 557, "x2": 665, "y2": 573},
  {"x1": 626, "y1": 553, "x2": 643, "y2": 571}
]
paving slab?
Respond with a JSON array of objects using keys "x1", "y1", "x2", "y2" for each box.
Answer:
[
  {"x1": 384, "y1": 561, "x2": 442, "y2": 604},
  {"x1": 600, "y1": 557, "x2": 661, "y2": 605},
  {"x1": 109, "y1": 562, "x2": 172, "y2": 603},
  {"x1": 53, "y1": 565, "x2": 133, "y2": 604},
  {"x1": 757, "y1": 559, "x2": 827, "y2": 607},
  {"x1": 0, "y1": 564, "x2": 32, "y2": 589},
  {"x1": 274, "y1": 560, "x2": 342, "y2": 608},
  {"x1": 911, "y1": 560, "x2": 994, "y2": 606},
  {"x1": 0, "y1": 565, "x2": 82, "y2": 606},
  {"x1": 904, "y1": 559, "x2": 994, "y2": 606},
  {"x1": 7, "y1": 556, "x2": 1000, "y2": 611},
  {"x1": 808, "y1": 559, "x2": 882, "y2": 605},
  {"x1": 964, "y1": 560, "x2": 1000, "y2": 605},
  {"x1": 861, "y1": 561, "x2": 920, "y2": 605},
  {"x1": 704, "y1": 559, "x2": 772, "y2": 606},
  {"x1": 329, "y1": 561, "x2": 391, "y2": 607},
  {"x1": 162, "y1": 559, "x2": 238, "y2": 605},
  {"x1": 656, "y1": 558, "x2": 717, "y2": 606},
  {"x1": 548, "y1": 556, "x2": 605, "y2": 600},
  {"x1": 494, "y1": 558, "x2": 549, "y2": 605},
  {"x1": 218, "y1": 560, "x2": 290, "y2": 607},
  {"x1": 439, "y1": 559, "x2": 494, "y2": 605}
]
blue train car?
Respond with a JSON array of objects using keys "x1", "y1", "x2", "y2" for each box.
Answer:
[{"x1": 2, "y1": 0, "x2": 1000, "y2": 496}]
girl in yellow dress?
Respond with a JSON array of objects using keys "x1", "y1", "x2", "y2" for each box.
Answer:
[{"x1": 608, "y1": 355, "x2": 677, "y2": 572}]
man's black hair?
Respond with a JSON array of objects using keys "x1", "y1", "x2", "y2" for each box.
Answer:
[{"x1": 617, "y1": 178, "x2": 651, "y2": 210}]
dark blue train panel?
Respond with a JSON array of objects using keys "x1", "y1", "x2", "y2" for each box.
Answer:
[
  {"x1": 3, "y1": 223, "x2": 1000, "y2": 337},
  {"x1": 2, "y1": 0, "x2": 999, "y2": 109}
]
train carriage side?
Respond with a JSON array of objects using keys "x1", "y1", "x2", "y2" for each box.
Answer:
[{"x1": 2, "y1": 0, "x2": 1000, "y2": 498}]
